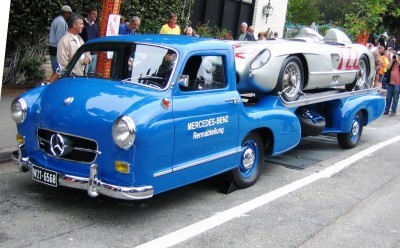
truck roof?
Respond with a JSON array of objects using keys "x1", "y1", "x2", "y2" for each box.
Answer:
[{"x1": 85, "y1": 34, "x2": 233, "y2": 55}]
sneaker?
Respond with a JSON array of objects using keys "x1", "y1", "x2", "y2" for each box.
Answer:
[
  {"x1": 383, "y1": 111, "x2": 389, "y2": 115},
  {"x1": 389, "y1": 112, "x2": 396, "y2": 116}
]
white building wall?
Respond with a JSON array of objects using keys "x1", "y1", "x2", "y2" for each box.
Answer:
[{"x1": 252, "y1": 0, "x2": 288, "y2": 38}]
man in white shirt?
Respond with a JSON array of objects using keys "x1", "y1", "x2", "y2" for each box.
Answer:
[
  {"x1": 48, "y1": 5, "x2": 72, "y2": 83},
  {"x1": 57, "y1": 13, "x2": 90, "y2": 76}
]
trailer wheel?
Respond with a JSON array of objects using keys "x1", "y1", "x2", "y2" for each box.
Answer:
[
  {"x1": 345, "y1": 55, "x2": 370, "y2": 91},
  {"x1": 337, "y1": 111, "x2": 363, "y2": 149},
  {"x1": 274, "y1": 56, "x2": 304, "y2": 102},
  {"x1": 231, "y1": 132, "x2": 264, "y2": 188}
]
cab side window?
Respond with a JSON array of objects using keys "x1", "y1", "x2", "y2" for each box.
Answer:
[{"x1": 182, "y1": 56, "x2": 226, "y2": 91}]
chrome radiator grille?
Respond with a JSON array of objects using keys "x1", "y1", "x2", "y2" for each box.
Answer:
[{"x1": 37, "y1": 128, "x2": 99, "y2": 163}]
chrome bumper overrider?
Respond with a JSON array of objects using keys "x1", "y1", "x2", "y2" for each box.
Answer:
[{"x1": 11, "y1": 150, "x2": 154, "y2": 200}]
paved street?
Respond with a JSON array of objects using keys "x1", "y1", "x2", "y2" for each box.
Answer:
[
  {"x1": 0, "y1": 95, "x2": 399, "y2": 247},
  {"x1": 0, "y1": 89, "x2": 21, "y2": 162}
]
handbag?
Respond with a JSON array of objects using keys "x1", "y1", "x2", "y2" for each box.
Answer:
[
  {"x1": 384, "y1": 61, "x2": 396, "y2": 84},
  {"x1": 383, "y1": 69, "x2": 391, "y2": 84}
]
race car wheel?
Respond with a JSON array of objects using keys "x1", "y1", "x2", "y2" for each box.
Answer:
[
  {"x1": 231, "y1": 132, "x2": 264, "y2": 188},
  {"x1": 346, "y1": 55, "x2": 370, "y2": 91},
  {"x1": 275, "y1": 56, "x2": 304, "y2": 102},
  {"x1": 337, "y1": 111, "x2": 363, "y2": 149}
]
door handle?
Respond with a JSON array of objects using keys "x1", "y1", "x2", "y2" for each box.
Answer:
[{"x1": 225, "y1": 98, "x2": 238, "y2": 104}]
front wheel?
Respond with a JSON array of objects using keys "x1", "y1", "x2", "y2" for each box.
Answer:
[
  {"x1": 274, "y1": 56, "x2": 304, "y2": 102},
  {"x1": 230, "y1": 132, "x2": 264, "y2": 188},
  {"x1": 337, "y1": 111, "x2": 363, "y2": 149}
]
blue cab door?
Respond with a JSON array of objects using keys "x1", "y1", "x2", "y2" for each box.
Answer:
[{"x1": 172, "y1": 54, "x2": 240, "y2": 177}]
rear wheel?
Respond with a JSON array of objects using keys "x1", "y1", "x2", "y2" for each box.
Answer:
[
  {"x1": 231, "y1": 132, "x2": 264, "y2": 188},
  {"x1": 337, "y1": 111, "x2": 363, "y2": 149},
  {"x1": 274, "y1": 56, "x2": 304, "y2": 102},
  {"x1": 345, "y1": 55, "x2": 370, "y2": 91}
]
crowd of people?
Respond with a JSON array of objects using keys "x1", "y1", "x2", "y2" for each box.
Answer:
[
  {"x1": 368, "y1": 36, "x2": 400, "y2": 116},
  {"x1": 48, "y1": 5, "x2": 98, "y2": 83},
  {"x1": 236, "y1": 22, "x2": 279, "y2": 41}
]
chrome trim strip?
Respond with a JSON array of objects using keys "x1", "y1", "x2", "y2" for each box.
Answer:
[
  {"x1": 89, "y1": 164, "x2": 153, "y2": 200},
  {"x1": 39, "y1": 136, "x2": 100, "y2": 154},
  {"x1": 64, "y1": 145, "x2": 102, "y2": 154},
  {"x1": 309, "y1": 70, "x2": 357, "y2": 75},
  {"x1": 173, "y1": 149, "x2": 239, "y2": 173},
  {"x1": 59, "y1": 174, "x2": 89, "y2": 190},
  {"x1": 13, "y1": 154, "x2": 154, "y2": 200},
  {"x1": 153, "y1": 168, "x2": 173, "y2": 177}
]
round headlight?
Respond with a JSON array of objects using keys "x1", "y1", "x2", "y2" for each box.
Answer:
[
  {"x1": 11, "y1": 98, "x2": 27, "y2": 124},
  {"x1": 250, "y1": 49, "x2": 271, "y2": 70},
  {"x1": 112, "y1": 116, "x2": 136, "y2": 149}
]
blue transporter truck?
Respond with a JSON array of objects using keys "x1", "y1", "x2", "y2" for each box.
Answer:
[{"x1": 11, "y1": 32, "x2": 384, "y2": 200}]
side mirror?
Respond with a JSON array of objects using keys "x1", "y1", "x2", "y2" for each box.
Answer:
[{"x1": 177, "y1": 75, "x2": 189, "y2": 88}]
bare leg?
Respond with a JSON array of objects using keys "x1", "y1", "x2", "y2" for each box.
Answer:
[{"x1": 49, "y1": 72, "x2": 59, "y2": 83}]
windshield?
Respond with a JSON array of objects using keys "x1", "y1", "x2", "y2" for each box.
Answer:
[{"x1": 62, "y1": 42, "x2": 177, "y2": 90}]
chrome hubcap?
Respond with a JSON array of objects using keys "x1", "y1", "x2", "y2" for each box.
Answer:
[
  {"x1": 242, "y1": 148, "x2": 255, "y2": 170},
  {"x1": 351, "y1": 121, "x2": 360, "y2": 136}
]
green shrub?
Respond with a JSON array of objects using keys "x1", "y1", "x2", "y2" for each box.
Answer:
[
  {"x1": 196, "y1": 23, "x2": 233, "y2": 40},
  {"x1": 20, "y1": 56, "x2": 47, "y2": 86}
]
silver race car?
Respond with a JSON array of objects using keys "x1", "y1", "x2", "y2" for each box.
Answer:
[{"x1": 232, "y1": 28, "x2": 375, "y2": 101}]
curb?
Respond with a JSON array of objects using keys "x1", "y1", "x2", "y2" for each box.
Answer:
[{"x1": 0, "y1": 147, "x2": 15, "y2": 163}]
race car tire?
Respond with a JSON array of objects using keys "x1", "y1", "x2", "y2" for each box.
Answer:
[
  {"x1": 345, "y1": 55, "x2": 370, "y2": 91},
  {"x1": 230, "y1": 132, "x2": 264, "y2": 188},
  {"x1": 337, "y1": 111, "x2": 363, "y2": 149},
  {"x1": 274, "y1": 56, "x2": 304, "y2": 102},
  {"x1": 297, "y1": 113, "x2": 326, "y2": 136}
]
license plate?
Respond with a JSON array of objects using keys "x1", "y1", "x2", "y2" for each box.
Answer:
[{"x1": 32, "y1": 165, "x2": 58, "y2": 187}]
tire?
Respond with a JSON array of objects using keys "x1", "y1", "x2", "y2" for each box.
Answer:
[
  {"x1": 274, "y1": 56, "x2": 304, "y2": 102},
  {"x1": 297, "y1": 113, "x2": 326, "y2": 136},
  {"x1": 230, "y1": 132, "x2": 264, "y2": 188},
  {"x1": 337, "y1": 111, "x2": 363, "y2": 149},
  {"x1": 345, "y1": 55, "x2": 370, "y2": 91}
]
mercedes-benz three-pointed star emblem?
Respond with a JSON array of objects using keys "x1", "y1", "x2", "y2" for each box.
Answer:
[{"x1": 50, "y1": 133, "x2": 65, "y2": 156}]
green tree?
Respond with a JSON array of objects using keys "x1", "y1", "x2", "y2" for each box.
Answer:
[
  {"x1": 286, "y1": 0, "x2": 320, "y2": 25},
  {"x1": 382, "y1": 1, "x2": 400, "y2": 49},
  {"x1": 343, "y1": 0, "x2": 394, "y2": 39},
  {"x1": 317, "y1": 0, "x2": 355, "y2": 25}
]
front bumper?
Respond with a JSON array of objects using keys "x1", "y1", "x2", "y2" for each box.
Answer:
[{"x1": 11, "y1": 149, "x2": 154, "y2": 200}]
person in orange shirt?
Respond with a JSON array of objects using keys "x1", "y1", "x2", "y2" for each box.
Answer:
[
  {"x1": 382, "y1": 50, "x2": 391, "y2": 89},
  {"x1": 377, "y1": 48, "x2": 388, "y2": 88}
]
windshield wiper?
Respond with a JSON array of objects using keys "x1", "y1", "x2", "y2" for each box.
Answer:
[
  {"x1": 138, "y1": 75, "x2": 163, "y2": 81},
  {"x1": 121, "y1": 78, "x2": 133, "y2": 84}
]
